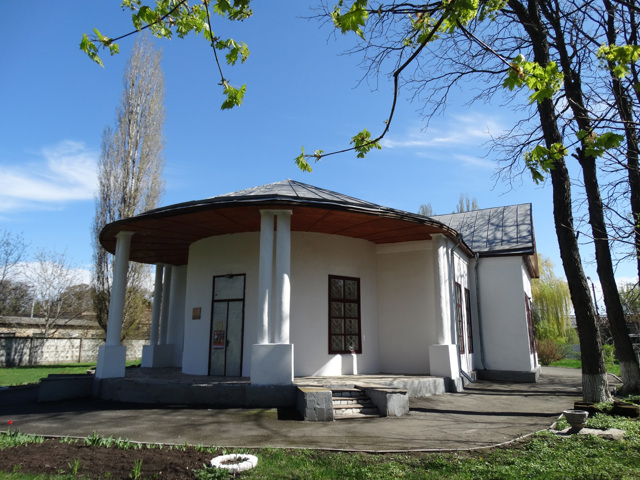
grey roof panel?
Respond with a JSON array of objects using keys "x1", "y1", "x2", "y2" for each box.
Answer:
[
  {"x1": 215, "y1": 179, "x2": 376, "y2": 208},
  {"x1": 431, "y1": 204, "x2": 534, "y2": 255}
]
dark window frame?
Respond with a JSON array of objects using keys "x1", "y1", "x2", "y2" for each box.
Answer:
[
  {"x1": 464, "y1": 287, "x2": 474, "y2": 354},
  {"x1": 328, "y1": 275, "x2": 362, "y2": 354},
  {"x1": 455, "y1": 282, "x2": 465, "y2": 354}
]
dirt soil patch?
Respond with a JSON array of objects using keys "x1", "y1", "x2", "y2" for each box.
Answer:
[{"x1": 0, "y1": 438, "x2": 216, "y2": 479}]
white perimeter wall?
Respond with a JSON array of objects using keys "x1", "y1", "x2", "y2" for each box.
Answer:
[
  {"x1": 376, "y1": 241, "x2": 437, "y2": 374},
  {"x1": 477, "y1": 256, "x2": 536, "y2": 373}
]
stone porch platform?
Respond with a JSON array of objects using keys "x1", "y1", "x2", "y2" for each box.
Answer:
[{"x1": 94, "y1": 367, "x2": 447, "y2": 410}]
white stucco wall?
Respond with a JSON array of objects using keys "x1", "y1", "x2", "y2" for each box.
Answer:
[
  {"x1": 290, "y1": 232, "x2": 380, "y2": 376},
  {"x1": 181, "y1": 231, "x2": 381, "y2": 377},
  {"x1": 178, "y1": 228, "x2": 520, "y2": 379},
  {"x1": 376, "y1": 241, "x2": 436, "y2": 374},
  {"x1": 182, "y1": 233, "x2": 260, "y2": 376},
  {"x1": 477, "y1": 255, "x2": 536, "y2": 373}
]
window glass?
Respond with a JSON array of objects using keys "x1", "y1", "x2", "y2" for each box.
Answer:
[{"x1": 328, "y1": 275, "x2": 362, "y2": 354}]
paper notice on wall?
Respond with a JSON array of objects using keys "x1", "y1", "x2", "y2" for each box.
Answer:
[{"x1": 213, "y1": 330, "x2": 225, "y2": 349}]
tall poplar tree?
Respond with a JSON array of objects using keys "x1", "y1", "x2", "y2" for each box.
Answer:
[{"x1": 92, "y1": 34, "x2": 165, "y2": 341}]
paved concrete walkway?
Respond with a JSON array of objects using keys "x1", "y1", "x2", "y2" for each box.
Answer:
[{"x1": 0, "y1": 367, "x2": 588, "y2": 452}]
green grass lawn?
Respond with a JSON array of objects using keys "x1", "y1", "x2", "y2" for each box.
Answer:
[
  {"x1": 0, "y1": 361, "x2": 141, "y2": 387},
  {"x1": 549, "y1": 358, "x2": 621, "y2": 376}
]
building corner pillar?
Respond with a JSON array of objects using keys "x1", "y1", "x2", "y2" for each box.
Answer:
[
  {"x1": 97, "y1": 230, "x2": 133, "y2": 379},
  {"x1": 428, "y1": 234, "x2": 459, "y2": 387}
]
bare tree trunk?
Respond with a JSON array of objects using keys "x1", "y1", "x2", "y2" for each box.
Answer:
[
  {"x1": 542, "y1": 0, "x2": 640, "y2": 394},
  {"x1": 509, "y1": 0, "x2": 611, "y2": 402}
]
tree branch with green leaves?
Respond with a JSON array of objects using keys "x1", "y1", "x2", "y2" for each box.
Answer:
[
  {"x1": 81, "y1": 0, "x2": 251, "y2": 110},
  {"x1": 296, "y1": 0, "x2": 510, "y2": 172}
]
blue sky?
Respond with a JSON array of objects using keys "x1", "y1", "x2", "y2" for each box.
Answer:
[{"x1": 0, "y1": 1, "x2": 635, "y2": 302}]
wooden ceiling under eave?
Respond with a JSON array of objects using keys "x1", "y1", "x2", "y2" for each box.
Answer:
[{"x1": 99, "y1": 203, "x2": 461, "y2": 266}]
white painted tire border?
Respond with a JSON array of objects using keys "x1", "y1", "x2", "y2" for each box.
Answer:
[{"x1": 210, "y1": 453, "x2": 258, "y2": 473}]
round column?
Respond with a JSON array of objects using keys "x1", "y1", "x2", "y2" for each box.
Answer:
[
  {"x1": 105, "y1": 231, "x2": 134, "y2": 346},
  {"x1": 159, "y1": 265, "x2": 172, "y2": 345},
  {"x1": 257, "y1": 211, "x2": 275, "y2": 344},
  {"x1": 275, "y1": 211, "x2": 292, "y2": 344},
  {"x1": 149, "y1": 264, "x2": 164, "y2": 347}
]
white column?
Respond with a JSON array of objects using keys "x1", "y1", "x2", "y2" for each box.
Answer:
[
  {"x1": 97, "y1": 231, "x2": 133, "y2": 379},
  {"x1": 428, "y1": 234, "x2": 460, "y2": 386},
  {"x1": 105, "y1": 231, "x2": 134, "y2": 346},
  {"x1": 257, "y1": 210, "x2": 275, "y2": 344},
  {"x1": 251, "y1": 209, "x2": 294, "y2": 385},
  {"x1": 433, "y1": 234, "x2": 451, "y2": 345},
  {"x1": 159, "y1": 265, "x2": 172, "y2": 345},
  {"x1": 149, "y1": 264, "x2": 164, "y2": 347},
  {"x1": 275, "y1": 211, "x2": 292, "y2": 344}
]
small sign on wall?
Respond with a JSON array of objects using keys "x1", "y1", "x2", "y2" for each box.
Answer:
[{"x1": 192, "y1": 307, "x2": 201, "y2": 320}]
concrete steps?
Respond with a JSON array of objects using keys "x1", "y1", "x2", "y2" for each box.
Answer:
[{"x1": 331, "y1": 387, "x2": 380, "y2": 419}]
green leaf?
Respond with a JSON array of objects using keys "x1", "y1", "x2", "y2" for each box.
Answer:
[
  {"x1": 295, "y1": 147, "x2": 313, "y2": 173},
  {"x1": 577, "y1": 130, "x2": 624, "y2": 158},
  {"x1": 597, "y1": 44, "x2": 640, "y2": 78},
  {"x1": 221, "y1": 83, "x2": 246, "y2": 110},
  {"x1": 477, "y1": 0, "x2": 507, "y2": 21},
  {"x1": 523, "y1": 143, "x2": 566, "y2": 184},
  {"x1": 215, "y1": 39, "x2": 250, "y2": 65},
  {"x1": 441, "y1": 0, "x2": 480, "y2": 34},
  {"x1": 331, "y1": 0, "x2": 369, "y2": 38},
  {"x1": 350, "y1": 128, "x2": 381, "y2": 158},
  {"x1": 503, "y1": 55, "x2": 562, "y2": 104},
  {"x1": 80, "y1": 33, "x2": 104, "y2": 67},
  {"x1": 213, "y1": 0, "x2": 253, "y2": 21}
]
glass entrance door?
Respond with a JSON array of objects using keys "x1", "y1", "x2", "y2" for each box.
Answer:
[{"x1": 209, "y1": 274, "x2": 245, "y2": 376}]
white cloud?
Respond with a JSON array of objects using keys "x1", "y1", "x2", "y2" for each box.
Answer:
[
  {"x1": 381, "y1": 112, "x2": 506, "y2": 151},
  {"x1": 450, "y1": 153, "x2": 496, "y2": 170},
  {"x1": 0, "y1": 141, "x2": 98, "y2": 212}
]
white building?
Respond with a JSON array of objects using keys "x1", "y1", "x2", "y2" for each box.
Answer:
[{"x1": 95, "y1": 180, "x2": 539, "y2": 391}]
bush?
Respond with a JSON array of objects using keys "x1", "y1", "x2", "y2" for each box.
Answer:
[
  {"x1": 565, "y1": 327, "x2": 579, "y2": 345},
  {"x1": 602, "y1": 344, "x2": 616, "y2": 368},
  {"x1": 537, "y1": 338, "x2": 565, "y2": 365}
]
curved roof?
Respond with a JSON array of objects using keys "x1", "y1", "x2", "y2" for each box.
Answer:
[{"x1": 99, "y1": 179, "x2": 470, "y2": 265}]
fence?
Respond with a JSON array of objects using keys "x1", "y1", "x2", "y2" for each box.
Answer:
[{"x1": 0, "y1": 337, "x2": 145, "y2": 367}]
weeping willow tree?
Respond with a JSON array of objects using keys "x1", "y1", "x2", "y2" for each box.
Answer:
[{"x1": 532, "y1": 255, "x2": 572, "y2": 341}]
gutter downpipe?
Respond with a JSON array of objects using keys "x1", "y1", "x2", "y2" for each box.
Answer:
[
  {"x1": 448, "y1": 234, "x2": 474, "y2": 385},
  {"x1": 475, "y1": 252, "x2": 488, "y2": 371}
]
